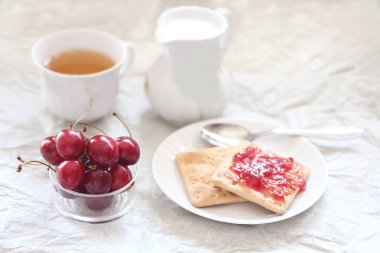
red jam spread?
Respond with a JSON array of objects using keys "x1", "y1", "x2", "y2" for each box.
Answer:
[{"x1": 228, "y1": 147, "x2": 306, "y2": 201}]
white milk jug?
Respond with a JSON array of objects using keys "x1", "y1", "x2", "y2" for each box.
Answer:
[{"x1": 146, "y1": 6, "x2": 234, "y2": 126}]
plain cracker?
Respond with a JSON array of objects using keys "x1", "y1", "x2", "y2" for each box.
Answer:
[{"x1": 176, "y1": 141, "x2": 251, "y2": 208}]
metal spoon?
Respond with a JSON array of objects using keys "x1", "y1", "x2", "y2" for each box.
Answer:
[{"x1": 200, "y1": 123, "x2": 364, "y2": 147}]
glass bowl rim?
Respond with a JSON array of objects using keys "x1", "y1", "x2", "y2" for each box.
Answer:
[{"x1": 49, "y1": 164, "x2": 138, "y2": 198}]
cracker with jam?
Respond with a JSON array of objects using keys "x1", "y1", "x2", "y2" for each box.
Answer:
[{"x1": 211, "y1": 144, "x2": 309, "y2": 214}]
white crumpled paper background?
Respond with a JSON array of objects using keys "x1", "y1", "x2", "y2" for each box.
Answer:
[{"x1": 1, "y1": 0, "x2": 379, "y2": 252}]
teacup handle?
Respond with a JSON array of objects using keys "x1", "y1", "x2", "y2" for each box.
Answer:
[
  {"x1": 120, "y1": 42, "x2": 135, "y2": 76},
  {"x1": 215, "y1": 8, "x2": 235, "y2": 55}
]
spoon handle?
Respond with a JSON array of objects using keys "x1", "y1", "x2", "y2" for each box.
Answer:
[{"x1": 270, "y1": 127, "x2": 364, "y2": 140}]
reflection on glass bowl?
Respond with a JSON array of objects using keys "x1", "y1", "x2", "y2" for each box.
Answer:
[{"x1": 49, "y1": 165, "x2": 137, "y2": 223}]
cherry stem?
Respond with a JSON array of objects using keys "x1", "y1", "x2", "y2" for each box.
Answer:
[
  {"x1": 17, "y1": 156, "x2": 56, "y2": 173},
  {"x1": 71, "y1": 98, "x2": 93, "y2": 130},
  {"x1": 113, "y1": 112, "x2": 132, "y2": 137},
  {"x1": 75, "y1": 123, "x2": 107, "y2": 136}
]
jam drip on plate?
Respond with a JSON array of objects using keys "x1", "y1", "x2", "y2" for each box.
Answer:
[{"x1": 229, "y1": 147, "x2": 306, "y2": 201}]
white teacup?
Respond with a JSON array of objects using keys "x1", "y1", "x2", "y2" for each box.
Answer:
[{"x1": 32, "y1": 29, "x2": 134, "y2": 122}]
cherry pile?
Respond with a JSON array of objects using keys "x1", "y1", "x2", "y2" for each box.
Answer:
[{"x1": 17, "y1": 113, "x2": 139, "y2": 210}]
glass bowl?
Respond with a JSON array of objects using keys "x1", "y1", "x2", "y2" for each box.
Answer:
[{"x1": 49, "y1": 165, "x2": 137, "y2": 223}]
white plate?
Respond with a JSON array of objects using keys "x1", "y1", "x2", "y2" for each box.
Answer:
[{"x1": 152, "y1": 118, "x2": 328, "y2": 225}]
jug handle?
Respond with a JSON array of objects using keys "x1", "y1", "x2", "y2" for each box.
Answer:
[
  {"x1": 119, "y1": 42, "x2": 135, "y2": 77},
  {"x1": 215, "y1": 8, "x2": 236, "y2": 55}
]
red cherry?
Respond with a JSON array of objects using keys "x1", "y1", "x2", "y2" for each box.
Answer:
[
  {"x1": 86, "y1": 135, "x2": 119, "y2": 167},
  {"x1": 40, "y1": 136, "x2": 64, "y2": 165},
  {"x1": 55, "y1": 183, "x2": 86, "y2": 199},
  {"x1": 116, "y1": 136, "x2": 140, "y2": 165},
  {"x1": 56, "y1": 129, "x2": 86, "y2": 159},
  {"x1": 109, "y1": 164, "x2": 133, "y2": 191},
  {"x1": 84, "y1": 196, "x2": 114, "y2": 210},
  {"x1": 84, "y1": 169, "x2": 112, "y2": 194},
  {"x1": 57, "y1": 160, "x2": 85, "y2": 190}
]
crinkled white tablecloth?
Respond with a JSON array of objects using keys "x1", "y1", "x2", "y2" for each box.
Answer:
[{"x1": 1, "y1": 0, "x2": 379, "y2": 252}]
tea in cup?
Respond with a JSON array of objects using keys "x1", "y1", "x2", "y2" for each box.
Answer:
[{"x1": 44, "y1": 49, "x2": 115, "y2": 75}]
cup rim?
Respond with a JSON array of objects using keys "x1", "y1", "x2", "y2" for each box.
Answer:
[
  {"x1": 31, "y1": 28, "x2": 127, "y2": 79},
  {"x1": 49, "y1": 164, "x2": 138, "y2": 198}
]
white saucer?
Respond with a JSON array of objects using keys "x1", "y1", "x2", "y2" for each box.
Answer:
[{"x1": 152, "y1": 118, "x2": 328, "y2": 224}]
